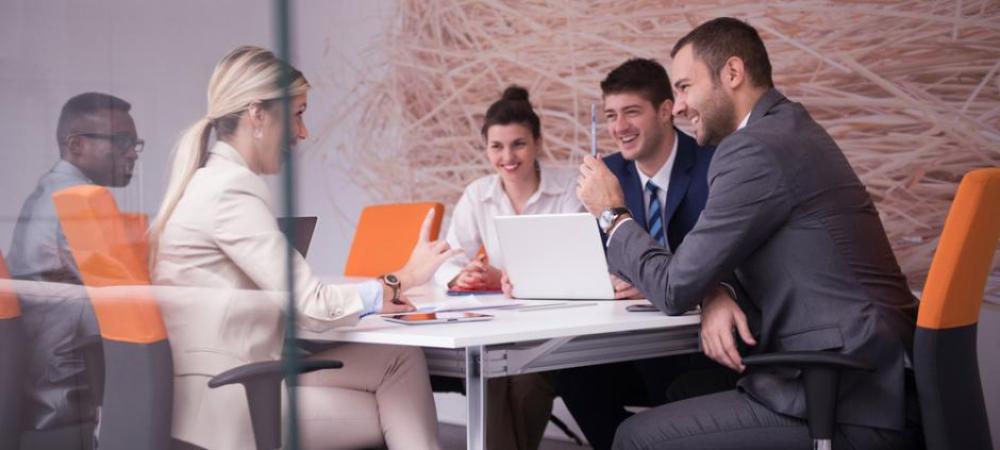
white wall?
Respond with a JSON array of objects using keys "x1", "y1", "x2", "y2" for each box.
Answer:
[{"x1": 0, "y1": 0, "x2": 512, "y2": 439}]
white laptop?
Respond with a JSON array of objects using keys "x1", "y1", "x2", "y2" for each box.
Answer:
[{"x1": 494, "y1": 213, "x2": 615, "y2": 299}]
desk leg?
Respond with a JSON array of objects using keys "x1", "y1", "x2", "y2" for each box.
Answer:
[{"x1": 465, "y1": 345, "x2": 486, "y2": 450}]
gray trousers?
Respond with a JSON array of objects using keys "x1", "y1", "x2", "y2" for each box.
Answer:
[{"x1": 612, "y1": 390, "x2": 919, "y2": 450}]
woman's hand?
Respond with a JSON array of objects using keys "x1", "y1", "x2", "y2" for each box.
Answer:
[
  {"x1": 379, "y1": 294, "x2": 416, "y2": 314},
  {"x1": 500, "y1": 270, "x2": 514, "y2": 298},
  {"x1": 450, "y1": 255, "x2": 502, "y2": 290},
  {"x1": 397, "y1": 208, "x2": 462, "y2": 288}
]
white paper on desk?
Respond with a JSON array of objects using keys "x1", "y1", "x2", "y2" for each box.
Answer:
[{"x1": 416, "y1": 296, "x2": 523, "y2": 313}]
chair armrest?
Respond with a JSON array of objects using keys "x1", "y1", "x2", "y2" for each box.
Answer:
[
  {"x1": 742, "y1": 351, "x2": 872, "y2": 443},
  {"x1": 742, "y1": 351, "x2": 873, "y2": 371},
  {"x1": 208, "y1": 360, "x2": 342, "y2": 450},
  {"x1": 208, "y1": 359, "x2": 343, "y2": 388}
]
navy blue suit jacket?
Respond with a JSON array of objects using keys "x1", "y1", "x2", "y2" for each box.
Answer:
[{"x1": 603, "y1": 129, "x2": 714, "y2": 251}]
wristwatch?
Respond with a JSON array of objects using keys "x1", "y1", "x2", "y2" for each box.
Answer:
[
  {"x1": 598, "y1": 207, "x2": 631, "y2": 234},
  {"x1": 379, "y1": 274, "x2": 402, "y2": 304}
]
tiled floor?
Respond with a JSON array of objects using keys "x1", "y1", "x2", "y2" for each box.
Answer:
[{"x1": 438, "y1": 423, "x2": 591, "y2": 450}]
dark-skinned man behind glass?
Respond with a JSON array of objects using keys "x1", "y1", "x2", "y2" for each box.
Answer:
[{"x1": 8, "y1": 92, "x2": 143, "y2": 447}]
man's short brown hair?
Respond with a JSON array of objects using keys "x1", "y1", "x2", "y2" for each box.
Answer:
[
  {"x1": 600, "y1": 58, "x2": 674, "y2": 108},
  {"x1": 671, "y1": 17, "x2": 774, "y2": 89}
]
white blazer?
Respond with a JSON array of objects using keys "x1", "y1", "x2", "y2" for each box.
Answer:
[{"x1": 152, "y1": 141, "x2": 365, "y2": 449}]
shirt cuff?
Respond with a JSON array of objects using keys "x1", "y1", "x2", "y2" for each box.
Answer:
[
  {"x1": 719, "y1": 282, "x2": 738, "y2": 300},
  {"x1": 606, "y1": 217, "x2": 634, "y2": 248},
  {"x1": 357, "y1": 280, "x2": 384, "y2": 316}
]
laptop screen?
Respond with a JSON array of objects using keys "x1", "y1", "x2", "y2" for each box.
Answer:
[{"x1": 277, "y1": 216, "x2": 317, "y2": 257}]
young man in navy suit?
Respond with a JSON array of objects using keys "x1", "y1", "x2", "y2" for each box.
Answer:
[{"x1": 555, "y1": 59, "x2": 737, "y2": 450}]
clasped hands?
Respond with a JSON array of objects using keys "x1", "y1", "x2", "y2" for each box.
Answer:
[{"x1": 449, "y1": 254, "x2": 503, "y2": 291}]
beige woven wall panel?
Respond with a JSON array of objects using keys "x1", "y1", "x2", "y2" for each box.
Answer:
[{"x1": 327, "y1": 0, "x2": 1000, "y2": 297}]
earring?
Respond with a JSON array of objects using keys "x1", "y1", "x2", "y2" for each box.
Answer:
[{"x1": 254, "y1": 128, "x2": 263, "y2": 140}]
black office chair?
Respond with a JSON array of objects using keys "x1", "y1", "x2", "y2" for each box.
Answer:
[
  {"x1": 0, "y1": 251, "x2": 24, "y2": 450},
  {"x1": 742, "y1": 168, "x2": 1000, "y2": 450}
]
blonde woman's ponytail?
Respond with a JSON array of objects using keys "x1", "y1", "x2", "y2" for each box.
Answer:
[
  {"x1": 148, "y1": 45, "x2": 310, "y2": 270},
  {"x1": 148, "y1": 117, "x2": 212, "y2": 264}
]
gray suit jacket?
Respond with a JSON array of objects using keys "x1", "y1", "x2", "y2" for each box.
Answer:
[{"x1": 607, "y1": 89, "x2": 918, "y2": 431}]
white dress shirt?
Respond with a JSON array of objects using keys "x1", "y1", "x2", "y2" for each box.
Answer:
[
  {"x1": 434, "y1": 165, "x2": 584, "y2": 286},
  {"x1": 636, "y1": 133, "x2": 678, "y2": 228},
  {"x1": 738, "y1": 112, "x2": 751, "y2": 130}
]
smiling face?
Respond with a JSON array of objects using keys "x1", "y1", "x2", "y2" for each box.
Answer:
[
  {"x1": 603, "y1": 91, "x2": 672, "y2": 163},
  {"x1": 670, "y1": 44, "x2": 738, "y2": 147},
  {"x1": 256, "y1": 93, "x2": 309, "y2": 175},
  {"x1": 485, "y1": 123, "x2": 539, "y2": 186},
  {"x1": 65, "y1": 108, "x2": 139, "y2": 187}
]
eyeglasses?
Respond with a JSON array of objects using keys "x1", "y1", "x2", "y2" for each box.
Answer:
[{"x1": 66, "y1": 132, "x2": 145, "y2": 154}]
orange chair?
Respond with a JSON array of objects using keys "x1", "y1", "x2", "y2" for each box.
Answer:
[
  {"x1": 0, "y1": 251, "x2": 24, "y2": 450},
  {"x1": 121, "y1": 212, "x2": 149, "y2": 267},
  {"x1": 343, "y1": 202, "x2": 444, "y2": 277},
  {"x1": 53, "y1": 185, "x2": 340, "y2": 450},
  {"x1": 743, "y1": 168, "x2": 1000, "y2": 449},
  {"x1": 53, "y1": 186, "x2": 171, "y2": 450},
  {"x1": 912, "y1": 168, "x2": 999, "y2": 449}
]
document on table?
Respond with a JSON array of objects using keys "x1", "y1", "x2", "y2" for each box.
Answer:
[{"x1": 416, "y1": 296, "x2": 529, "y2": 312}]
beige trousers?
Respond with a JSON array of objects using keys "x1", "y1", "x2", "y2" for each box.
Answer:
[{"x1": 296, "y1": 343, "x2": 440, "y2": 450}]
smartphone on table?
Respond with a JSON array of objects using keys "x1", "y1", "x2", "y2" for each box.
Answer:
[{"x1": 625, "y1": 303, "x2": 660, "y2": 312}]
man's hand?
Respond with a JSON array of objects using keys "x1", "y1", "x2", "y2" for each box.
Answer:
[
  {"x1": 700, "y1": 285, "x2": 756, "y2": 372},
  {"x1": 576, "y1": 155, "x2": 626, "y2": 216},
  {"x1": 610, "y1": 273, "x2": 643, "y2": 299},
  {"x1": 398, "y1": 208, "x2": 463, "y2": 288},
  {"x1": 500, "y1": 270, "x2": 514, "y2": 298}
]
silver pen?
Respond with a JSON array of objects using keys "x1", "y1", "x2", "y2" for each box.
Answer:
[{"x1": 590, "y1": 103, "x2": 598, "y2": 157}]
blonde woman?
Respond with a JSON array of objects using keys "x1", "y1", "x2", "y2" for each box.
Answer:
[
  {"x1": 150, "y1": 46, "x2": 458, "y2": 450},
  {"x1": 434, "y1": 85, "x2": 584, "y2": 450}
]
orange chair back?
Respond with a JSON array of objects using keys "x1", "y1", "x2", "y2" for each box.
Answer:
[
  {"x1": 917, "y1": 168, "x2": 1000, "y2": 329},
  {"x1": 52, "y1": 185, "x2": 166, "y2": 344},
  {"x1": 344, "y1": 203, "x2": 444, "y2": 277},
  {"x1": 0, "y1": 251, "x2": 19, "y2": 320},
  {"x1": 121, "y1": 212, "x2": 150, "y2": 267}
]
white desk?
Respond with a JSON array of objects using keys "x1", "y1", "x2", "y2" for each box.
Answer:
[{"x1": 300, "y1": 289, "x2": 701, "y2": 450}]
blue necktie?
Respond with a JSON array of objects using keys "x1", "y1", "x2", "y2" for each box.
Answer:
[{"x1": 646, "y1": 181, "x2": 666, "y2": 246}]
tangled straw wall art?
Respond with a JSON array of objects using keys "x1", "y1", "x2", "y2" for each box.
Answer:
[{"x1": 324, "y1": 0, "x2": 1000, "y2": 296}]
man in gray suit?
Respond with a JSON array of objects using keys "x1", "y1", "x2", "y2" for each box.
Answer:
[
  {"x1": 8, "y1": 92, "x2": 142, "y2": 446},
  {"x1": 577, "y1": 18, "x2": 920, "y2": 449}
]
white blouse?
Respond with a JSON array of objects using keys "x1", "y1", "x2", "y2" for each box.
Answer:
[{"x1": 434, "y1": 165, "x2": 584, "y2": 286}]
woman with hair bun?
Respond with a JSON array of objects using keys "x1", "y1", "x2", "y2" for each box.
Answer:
[
  {"x1": 434, "y1": 85, "x2": 583, "y2": 449},
  {"x1": 151, "y1": 46, "x2": 457, "y2": 450}
]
